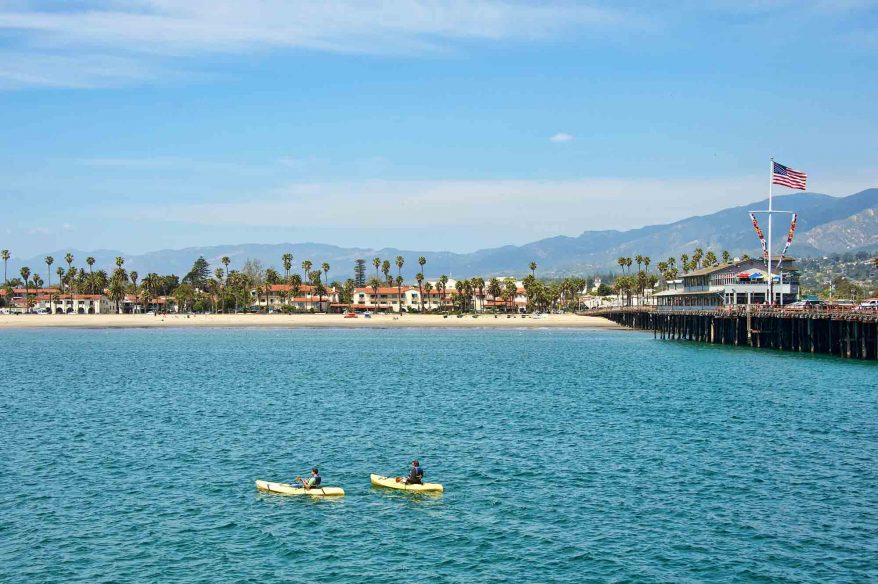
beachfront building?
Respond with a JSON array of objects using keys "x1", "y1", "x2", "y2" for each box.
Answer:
[
  {"x1": 332, "y1": 286, "x2": 415, "y2": 313},
  {"x1": 0, "y1": 287, "x2": 60, "y2": 314},
  {"x1": 51, "y1": 294, "x2": 114, "y2": 314},
  {"x1": 483, "y1": 280, "x2": 529, "y2": 313},
  {"x1": 254, "y1": 284, "x2": 330, "y2": 312},
  {"x1": 654, "y1": 256, "x2": 800, "y2": 311}
]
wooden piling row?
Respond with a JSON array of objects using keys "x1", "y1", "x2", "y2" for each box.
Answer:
[{"x1": 596, "y1": 308, "x2": 878, "y2": 360}]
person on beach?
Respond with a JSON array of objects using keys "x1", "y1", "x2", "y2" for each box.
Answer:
[
  {"x1": 396, "y1": 460, "x2": 423, "y2": 485},
  {"x1": 294, "y1": 467, "x2": 322, "y2": 491}
]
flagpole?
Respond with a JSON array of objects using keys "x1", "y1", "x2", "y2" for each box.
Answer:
[{"x1": 768, "y1": 157, "x2": 773, "y2": 305}]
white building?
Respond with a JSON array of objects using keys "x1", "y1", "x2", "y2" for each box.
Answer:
[{"x1": 655, "y1": 256, "x2": 800, "y2": 311}]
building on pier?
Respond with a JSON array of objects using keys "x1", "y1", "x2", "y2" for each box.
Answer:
[{"x1": 655, "y1": 256, "x2": 799, "y2": 311}]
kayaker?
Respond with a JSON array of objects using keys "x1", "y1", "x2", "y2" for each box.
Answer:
[
  {"x1": 294, "y1": 467, "x2": 322, "y2": 491},
  {"x1": 396, "y1": 460, "x2": 423, "y2": 485}
]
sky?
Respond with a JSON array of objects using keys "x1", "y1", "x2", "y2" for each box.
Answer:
[{"x1": 1, "y1": 0, "x2": 877, "y2": 259}]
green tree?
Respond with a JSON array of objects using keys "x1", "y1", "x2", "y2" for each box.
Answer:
[
  {"x1": 86, "y1": 256, "x2": 95, "y2": 276},
  {"x1": 301, "y1": 260, "x2": 312, "y2": 284},
  {"x1": 184, "y1": 256, "x2": 211, "y2": 288},
  {"x1": 722, "y1": 250, "x2": 731, "y2": 264},
  {"x1": 418, "y1": 256, "x2": 426, "y2": 279},
  {"x1": 382, "y1": 259, "x2": 392, "y2": 285},
  {"x1": 354, "y1": 259, "x2": 366, "y2": 287},
  {"x1": 529, "y1": 261, "x2": 537, "y2": 277}
]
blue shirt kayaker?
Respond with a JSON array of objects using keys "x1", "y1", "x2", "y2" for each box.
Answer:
[
  {"x1": 399, "y1": 460, "x2": 423, "y2": 485},
  {"x1": 294, "y1": 467, "x2": 322, "y2": 490}
]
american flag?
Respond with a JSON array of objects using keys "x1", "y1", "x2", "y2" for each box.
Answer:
[{"x1": 772, "y1": 161, "x2": 807, "y2": 190}]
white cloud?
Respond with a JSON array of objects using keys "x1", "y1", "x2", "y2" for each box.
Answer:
[
  {"x1": 0, "y1": 1, "x2": 635, "y2": 89},
  {"x1": 27, "y1": 226, "x2": 50, "y2": 235},
  {"x1": 550, "y1": 132, "x2": 574, "y2": 143}
]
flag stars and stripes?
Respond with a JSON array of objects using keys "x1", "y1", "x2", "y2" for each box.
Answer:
[{"x1": 772, "y1": 161, "x2": 807, "y2": 190}]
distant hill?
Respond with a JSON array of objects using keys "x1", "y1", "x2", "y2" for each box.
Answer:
[{"x1": 7, "y1": 188, "x2": 877, "y2": 279}]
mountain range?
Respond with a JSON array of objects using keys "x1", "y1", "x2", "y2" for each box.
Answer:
[{"x1": 7, "y1": 188, "x2": 877, "y2": 280}]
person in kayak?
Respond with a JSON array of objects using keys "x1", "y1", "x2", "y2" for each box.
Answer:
[
  {"x1": 396, "y1": 460, "x2": 424, "y2": 485},
  {"x1": 294, "y1": 467, "x2": 322, "y2": 491}
]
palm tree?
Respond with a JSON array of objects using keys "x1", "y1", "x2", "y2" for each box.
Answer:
[
  {"x1": 130, "y1": 270, "x2": 139, "y2": 312},
  {"x1": 214, "y1": 268, "x2": 224, "y2": 312},
  {"x1": 704, "y1": 251, "x2": 717, "y2": 267},
  {"x1": 487, "y1": 277, "x2": 501, "y2": 313},
  {"x1": 722, "y1": 250, "x2": 731, "y2": 264},
  {"x1": 635, "y1": 255, "x2": 643, "y2": 272},
  {"x1": 368, "y1": 276, "x2": 380, "y2": 309},
  {"x1": 372, "y1": 257, "x2": 381, "y2": 288},
  {"x1": 439, "y1": 274, "x2": 449, "y2": 310},
  {"x1": 395, "y1": 275, "x2": 404, "y2": 313},
  {"x1": 44, "y1": 256, "x2": 54, "y2": 290},
  {"x1": 471, "y1": 276, "x2": 485, "y2": 312},
  {"x1": 322, "y1": 262, "x2": 330, "y2": 297},
  {"x1": 423, "y1": 280, "x2": 433, "y2": 312},
  {"x1": 282, "y1": 253, "x2": 293, "y2": 307},
  {"x1": 643, "y1": 256, "x2": 651, "y2": 273},
  {"x1": 625, "y1": 257, "x2": 632, "y2": 273},
  {"x1": 617, "y1": 256, "x2": 627, "y2": 274},
  {"x1": 418, "y1": 256, "x2": 426, "y2": 279},
  {"x1": 529, "y1": 261, "x2": 537, "y2": 277},
  {"x1": 302, "y1": 260, "x2": 312, "y2": 284},
  {"x1": 86, "y1": 256, "x2": 95, "y2": 275},
  {"x1": 20, "y1": 266, "x2": 30, "y2": 313},
  {"x1": 395, "y1": 256, "x2": 404, "y2": 313},
  {"x1": 382, "y1": 260, "x2": 391, "y2": 285},
  {"x1": 455, "y1": 279, "x2": 466, "y2": 312},
  {"x1": 221, "y1": 256, "x2": 231, "y2": 286},
  {"x1": 65, "y1": 253, "x2": 75, "y2": 305},
  {"x1": 416, "y1": 272, "x2": 424, "y2": 313},
  {"x1": 1, "y1": 249, "x2": 9, "y2": 284},
  {"x1": 282, "y1": 253, "x2": 293, "y2": 281},
  {"x1": 56, "y1": 266, "x2": 65, "y2": 293}
]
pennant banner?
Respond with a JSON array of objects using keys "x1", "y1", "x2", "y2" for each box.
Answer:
[
  {"x1": 750, "y1": 212, "x2": 769, "y2": 267},
  {"x1": 776, "y1": 213, "x2": 798, "y2": 270}
]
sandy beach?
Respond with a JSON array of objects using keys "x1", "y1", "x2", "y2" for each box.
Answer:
[{"x1": 0, "y1": 313, "x2": 620, "y2": 330}]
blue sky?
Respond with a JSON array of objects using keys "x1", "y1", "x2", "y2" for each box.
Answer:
[{"x1": 1, "y1": 0, "x2": 877, "y2": 258}]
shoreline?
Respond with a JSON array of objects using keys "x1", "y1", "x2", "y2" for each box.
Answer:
[{"x1": 0, "y1": 313, "x2": 621, "y2": 330}]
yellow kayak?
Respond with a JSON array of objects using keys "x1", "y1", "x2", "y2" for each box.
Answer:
[
  {"x1": 370, "y1": 474, "x2": 444, "y2": 493},
  {"x1": 255, "y1": 480, "x2": 345, "y2": 496}
]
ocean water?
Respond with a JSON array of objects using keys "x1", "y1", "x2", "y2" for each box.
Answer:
[{"x1": 1, "y1": 327, "x2": 876, "y2": 582}]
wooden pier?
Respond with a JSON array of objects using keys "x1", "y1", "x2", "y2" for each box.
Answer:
[{"x1": 593, "y1": 307, "x2": 878, "y2": 360}]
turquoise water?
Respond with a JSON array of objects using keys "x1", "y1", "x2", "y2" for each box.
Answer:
[{"x1": 1, "y1": 328, "x2": 876, "y2": 582}]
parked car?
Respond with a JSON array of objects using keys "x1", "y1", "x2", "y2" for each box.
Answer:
[
  {"x1": 827, "y1": 299, "x2": 857, "y2": 310},
  {"x1": 786, "y1": 299, "x2": 825, "y2": 310},
  {"x1": 854, "y1": 299, "x2": 878, "y2": 312}
]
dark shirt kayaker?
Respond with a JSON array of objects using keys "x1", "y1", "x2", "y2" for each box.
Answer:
[{"x1": 403, "y1": 460, "x2": 423, "y2": 485}]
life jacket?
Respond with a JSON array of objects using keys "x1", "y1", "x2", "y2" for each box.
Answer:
[{"x1": 312, "y1": 474, "x2": 322, "y2": 487}]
